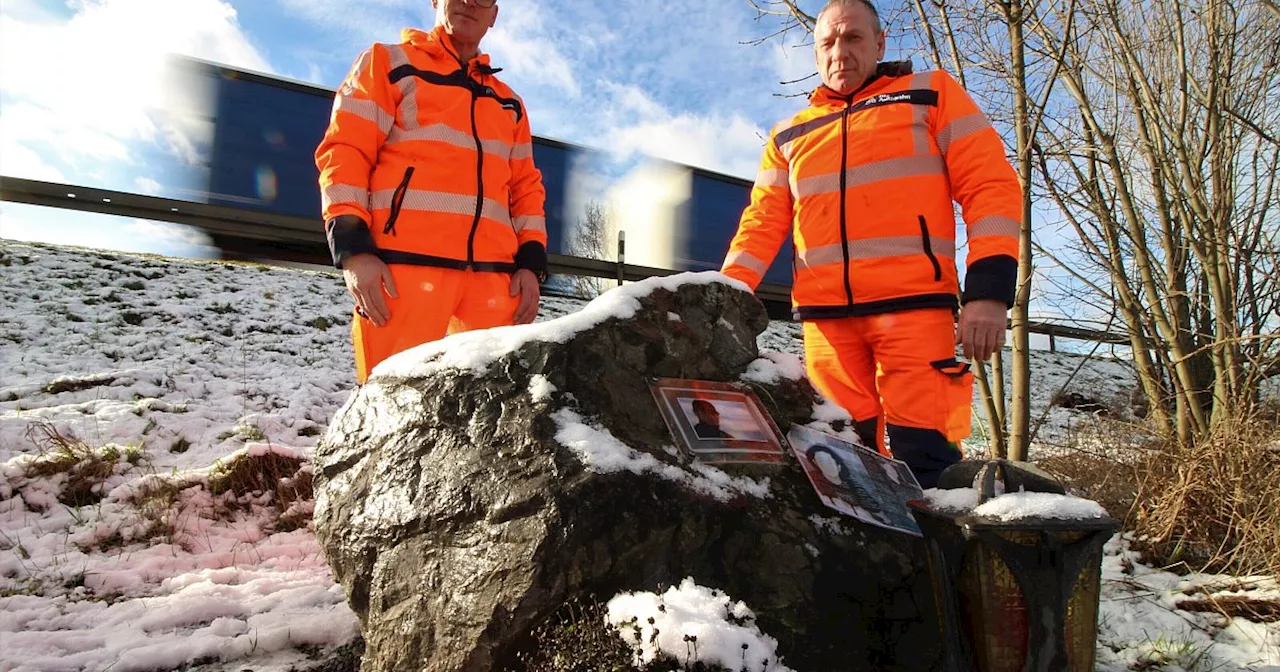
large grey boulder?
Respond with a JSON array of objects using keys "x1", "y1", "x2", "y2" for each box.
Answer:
[{"x1": 314, "y1": 274, "x2": 940, "y2": 672}]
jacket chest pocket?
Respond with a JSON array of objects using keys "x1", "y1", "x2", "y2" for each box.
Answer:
[{"x1": 846, "y1": 106, "x2": 921, "y2": 163}]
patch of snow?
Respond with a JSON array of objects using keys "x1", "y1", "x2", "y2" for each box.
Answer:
[
  {"x1": 741, "y1": 351, "x2": 806, "y2": 385},
  {"x1": 922, "y1": 487, "x2": 1111, "y2": 521},
  {"x1": 972, "y1": 491, "x2": 1111, "y2": 522},
  {"x1": 1, "y1": 240, "x2": 1275, "y2": 671},
  {"x1": 810, "y1": 399, "x2": 854, "y2": 426},
  {"x1": 528, "y1": 374, "x2": 556, "y2": 403},
  {"x1": 551, "y1": 408, "x2": 770, "y2": 503},
  {"x1": 606, "y1": 577, "x2": 794, "y2": 672},
  {"x1": 924, "y1": 487, "x2": 981, "y2": 513},
  {"x1": 808, "y1": 514, "x2": 852, "y2": 536}
]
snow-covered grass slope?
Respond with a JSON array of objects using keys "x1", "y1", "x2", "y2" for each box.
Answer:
[
  {"x1": 1, "y1": 239, "x2": 1275, "y2": 671},
  {"x1": 0, "y1": 241, "x2": 1138, "y2": 469}
]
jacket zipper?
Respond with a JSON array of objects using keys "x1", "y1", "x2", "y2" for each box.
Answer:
[
  {"x1": 466, "y1": 76, "x2": 484, "y2": 270},
  {"x1": 918, "y1": 215, "x2": 943, "y2": 281},
  {"x1": 839, "y1": 99, "x2": 854, "y2": 307},
  {"x1": 384, "y1": 166, "x2": 415, "y2": 235}
]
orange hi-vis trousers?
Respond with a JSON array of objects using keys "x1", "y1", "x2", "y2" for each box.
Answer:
[
  {"x1": 352, "y1": 266, "x2": 519, "y2": 384},
  {"x1": 803, "y1": 307, "x2": 974, "y2": 489}
]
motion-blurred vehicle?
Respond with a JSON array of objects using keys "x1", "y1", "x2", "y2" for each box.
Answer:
[{"x1": 183, "y1": 58, "x2": 794, "y2": 312}]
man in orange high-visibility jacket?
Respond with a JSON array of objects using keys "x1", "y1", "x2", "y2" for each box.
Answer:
[
  {"x1": 316, "y1": 0, "x2": 548, "y2": 384},
  {"x1": 721, "y1": 0, "x2": 1022, "y2": 488}
]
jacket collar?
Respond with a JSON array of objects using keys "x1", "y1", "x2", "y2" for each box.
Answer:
[
  {"x1": 810, "y1": 60, "x2": 914, "y2": 106},
  {"x1": 402, "y1": 25, "x2": 498, "y2": 75}
]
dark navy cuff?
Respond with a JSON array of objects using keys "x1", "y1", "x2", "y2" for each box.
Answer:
[
  {"x1": 962, "y1": 255, "x2": 1017, "y2": 307},
  {"x1": 325, "y1": 215, "x2": 378, "y2": 269},
  {"x1": 514, "y1": 241, "x2": 548, "y2": 282}
]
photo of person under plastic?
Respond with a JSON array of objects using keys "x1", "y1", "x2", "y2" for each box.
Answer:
[
  {"x1": 680, "y1": 397, "x2": 771, "y2": 442},
  {"x1": 650, "y1": 379, "x2": 785, "y2": 465},
  {"x1": 788, "y1": 424, "x2": 922, "y2": 536}
]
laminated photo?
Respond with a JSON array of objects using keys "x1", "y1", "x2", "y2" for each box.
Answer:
[
  {"x1": 787, "y1": 424, "x2": 924, "y2": 536},
  {"x1": 650, "y1": 378, "x2": 786, "y2": 465}
]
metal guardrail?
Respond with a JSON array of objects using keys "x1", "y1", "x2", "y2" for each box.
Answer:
[
  {"x1": 1, "y1": 175, "x2": 1128, "y2": 346},
  {"x1": 0, "y1": 175, "x2": 794, "y2": 301}
]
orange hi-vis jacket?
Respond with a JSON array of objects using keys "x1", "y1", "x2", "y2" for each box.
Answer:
[
  {"x1": 722, "y1": 62, "x2": 1021, "y2": 319},
  {"x1": 316, "y1": 26, "x2": 548, "y2": 277}
]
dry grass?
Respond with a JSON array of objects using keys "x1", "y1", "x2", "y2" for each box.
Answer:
[
  {"x1": 109, "y1": 449, "x2": 315, "y2": 549},
  {"x1": 511, "y1": 597, "x2": 637, "y2": 672},
  {"x1": 1174, "y1": 594, "x2": 1280, "y2": 623},
  {"x1": 17, "y1": 420, "x2": 142, "y2": 508},
  {"x1": 1131, "y1": 415, "x2": 1280, "y2": 576},
  {"x1": 208, "y1": 450, "x2": 312, "y2": 506},
  {"x1": 208, "y1": 450, "x2": 314, "y2": 532},
  {"x1": 1038, "y1": 445, "x2": 1143, "y2": 527},
  {"x1": 508, "y1": 596, "x2": 731, "y2": 672},
  {"x1": 1044, "y1": 414, "x2": 1280, "y2": 577}
]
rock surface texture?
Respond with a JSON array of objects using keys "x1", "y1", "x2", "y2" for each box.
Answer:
[{"x1": 314, "y1": 275, "x2": 941, "y2": 672}]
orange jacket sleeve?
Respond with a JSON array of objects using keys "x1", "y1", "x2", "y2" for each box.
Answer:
[
  {"x1": 315, "y1": 45, "x2": 397, "y2": 228},
  {"x1": 933, "y1": 71, "x2": 1023, "y2": 306},
  {"x1": 508, "y1": 96, "x2": 548, "y2": 249},
  {"x1": 721, "y1": 124, "x2": 794, "y2": 290},
  {"x1": 507, "y1": 95, "x2": 548, "y2": 277}
]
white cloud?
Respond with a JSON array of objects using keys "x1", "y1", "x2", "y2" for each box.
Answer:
[
  {"x1": 135, "y1": 177, "x2": 163, "y2": 195},
  {"x1": 1, "y1": 100, "x2": 133, "y2": 170},
  {"x1": 772, "y1": 39, "x2": 820, "y2": 91},
  {"x1": 0, "y1": 133, "x2": 67, "y2": 183},
  {"x1": 484, "y1": 3, "x2": 580, "y2": 97},
  {"x1": 593, "y1": 83, "x2": 768, "y2": 179},
  {"x1": 0, "y1": 0, "x2": 272, "y2": 188},
  {"x1": 123, "y1": 219, "x2": 217, "y2": 251},
  {"x1": 607, "y1": 113, "x2": 768, "y2": 179}
]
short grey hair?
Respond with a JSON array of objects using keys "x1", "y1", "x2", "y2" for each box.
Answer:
[{"x1": 817, "y1": 0, "x2": 883, "y2": 34}]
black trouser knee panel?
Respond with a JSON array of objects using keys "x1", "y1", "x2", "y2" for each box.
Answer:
[{"x1": 887, "y1": 424, "x2": 960, "y2": 489}]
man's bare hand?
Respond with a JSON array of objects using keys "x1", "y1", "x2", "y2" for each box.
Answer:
[
  {"x1": 510, "y1": 269, "x2": 541, "y2": 324},
  {"x1": 956, "y1": 299, "x2": 1008, "y2": 362},
  {"x1": 342, "y1": 253, "x2": 397, "y2": 327}
]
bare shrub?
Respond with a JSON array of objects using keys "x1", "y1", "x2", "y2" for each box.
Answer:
[
  {"x1": 1038, "y1": 445, "x2": 1142, "y2": 529},
  {"x1": 1041, "y1": 409, "x2": 1279, "y2": 577},
  {"x1": 1128, "y1": 415, "x2": 1280, "y2": 576}
]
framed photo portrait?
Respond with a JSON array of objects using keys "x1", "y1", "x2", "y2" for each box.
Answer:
[
  {"x1": 650, "y1": 378, "x2": 786, "y2": 465},
  {"x1": 787, "y1": 424, "x2": 924, "y2": 536}
]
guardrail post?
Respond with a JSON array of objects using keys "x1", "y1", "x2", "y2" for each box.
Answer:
[{"x1": 616, "y1": 230, "x2": 625, "y2": 287}]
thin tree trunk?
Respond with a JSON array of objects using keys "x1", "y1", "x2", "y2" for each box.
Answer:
[
  {"x1": 974, "y1": 362, "x2": 1006, "y2": 458},
  {"x1": 1005, "y1": 0, "x2": 1034, "y2": 462},
  {"x1": 990, "y1": 350, "x2": 1008, "y2": 448}
]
